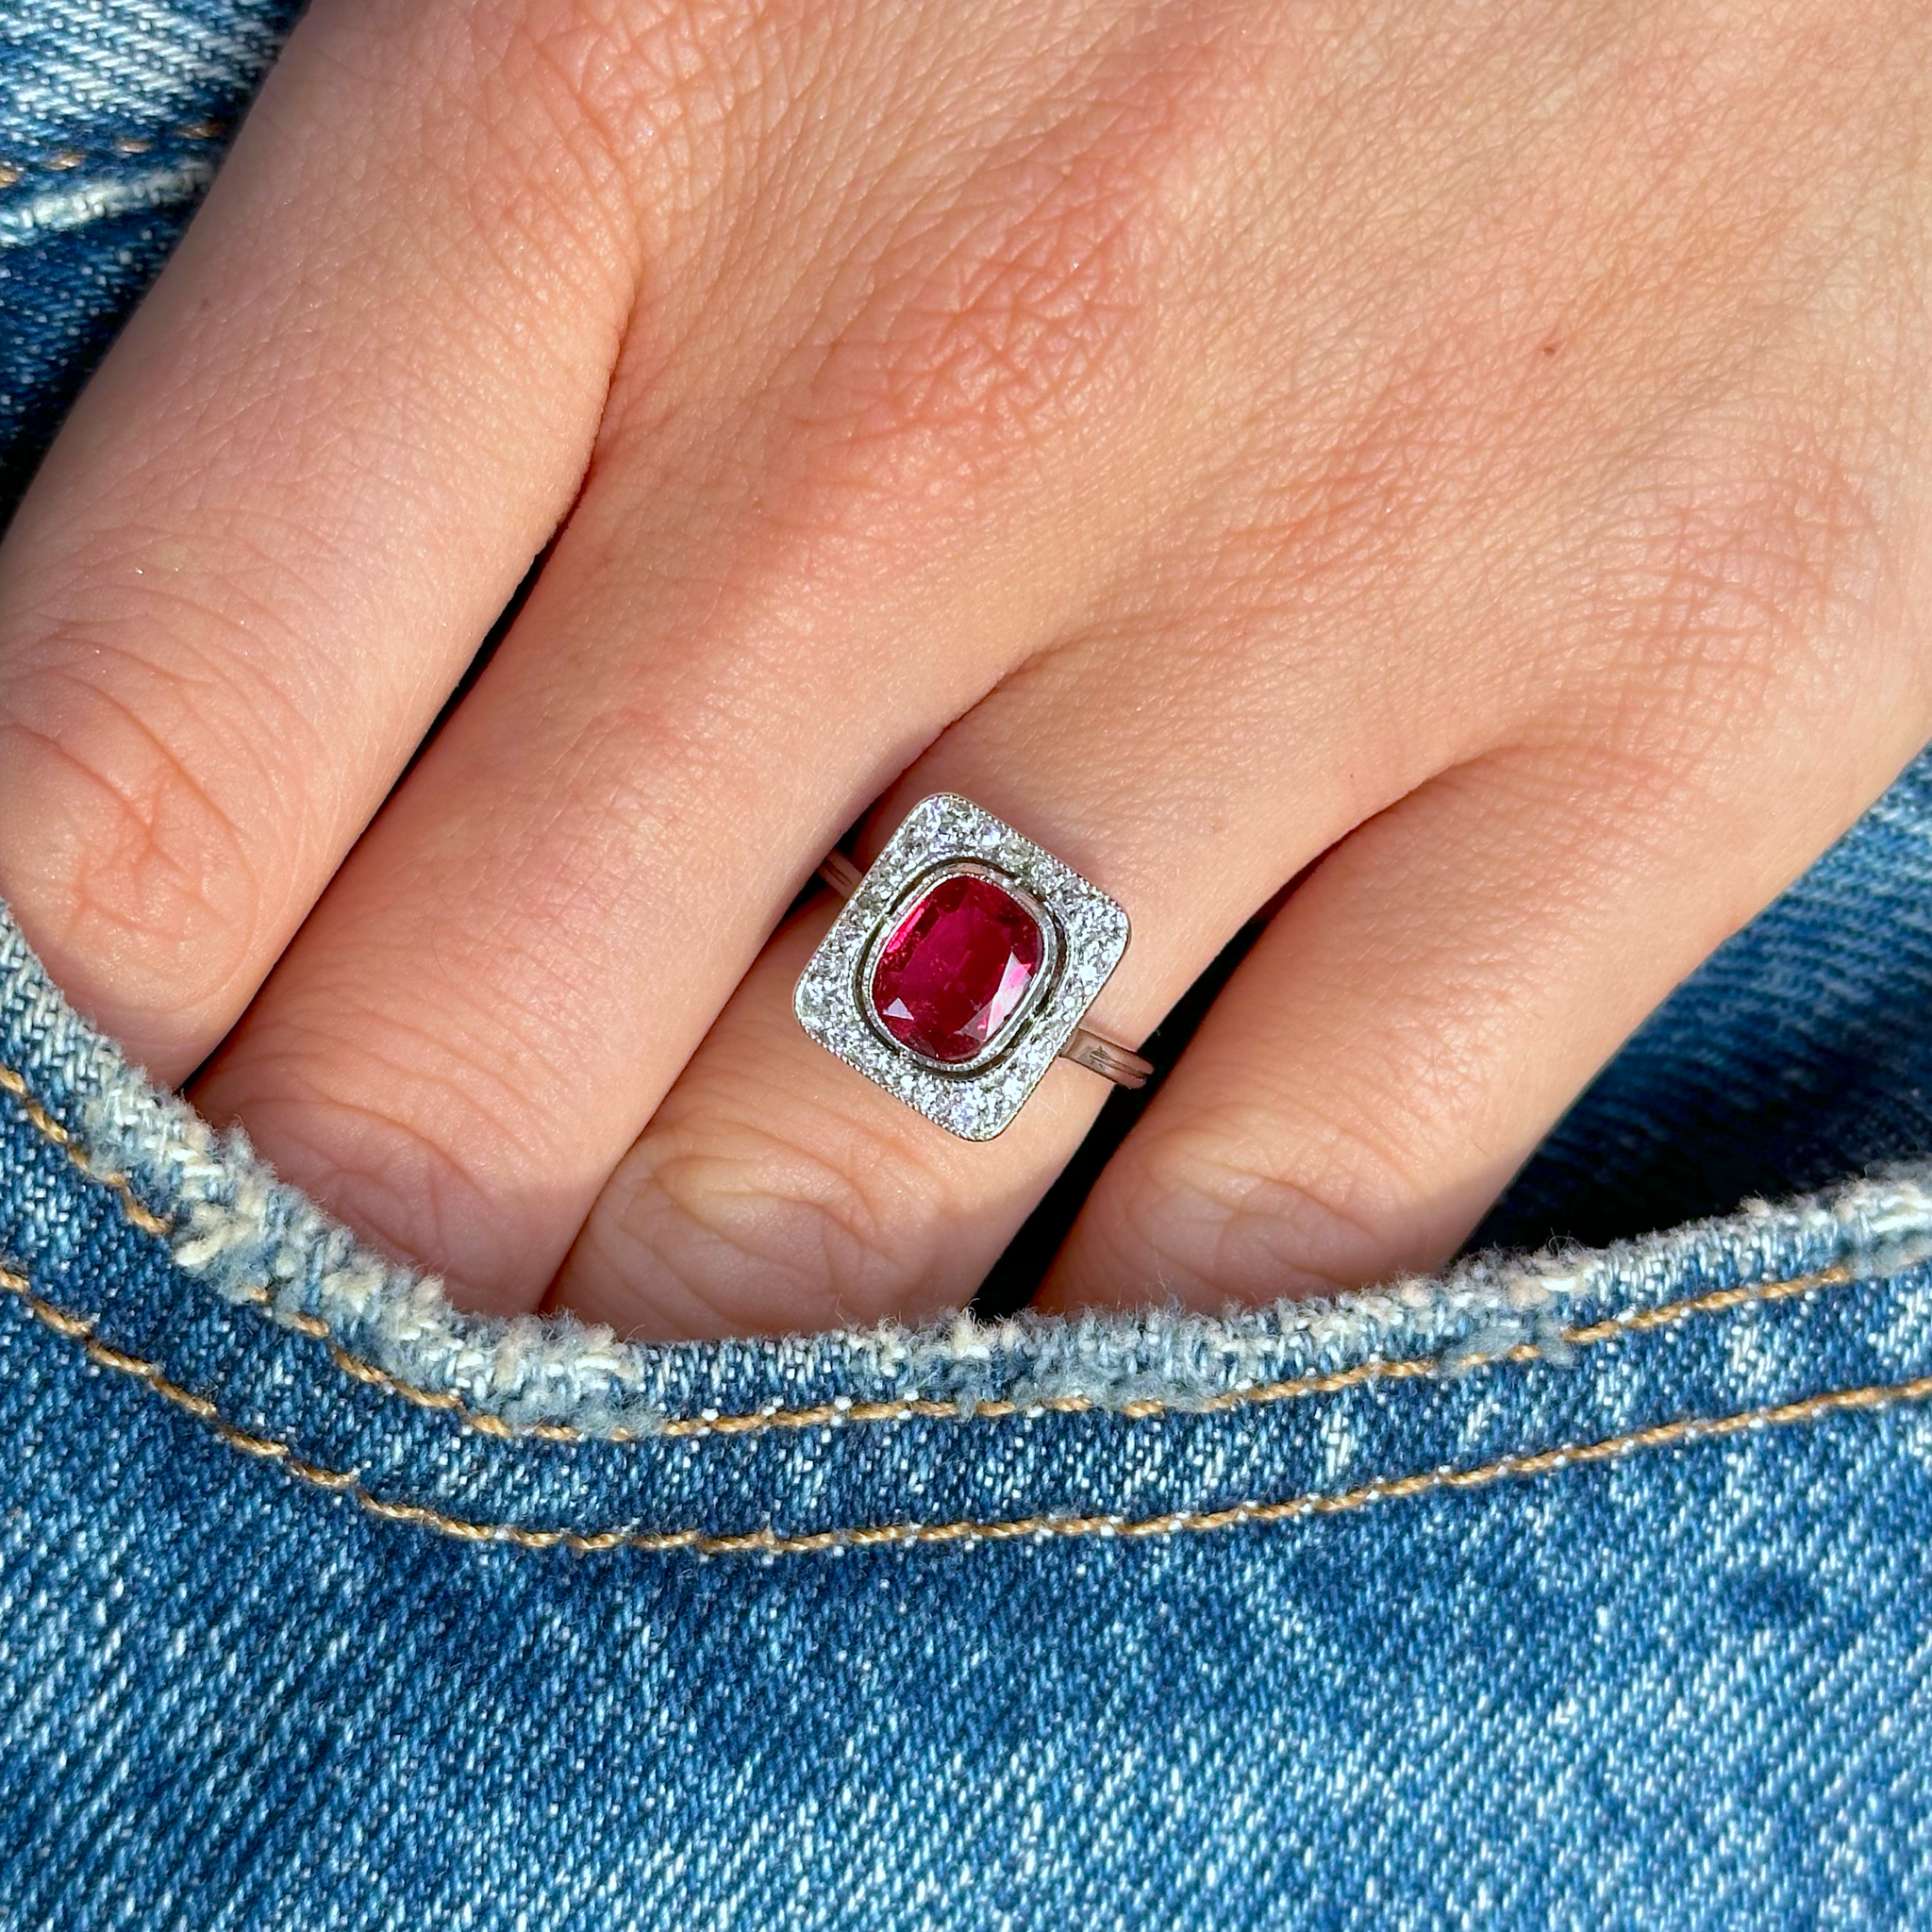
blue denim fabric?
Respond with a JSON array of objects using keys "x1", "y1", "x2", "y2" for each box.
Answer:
[
  {"x1": 0, "y1": 1, "x2": 302, "y2": 513},
  {"x1": 7, "y1": 5, "x2": 1932, "y2": 1927}
]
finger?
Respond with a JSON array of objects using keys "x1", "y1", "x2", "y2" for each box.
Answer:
[
  {"x1": 1040, "y1": 739, "x2": 1914, "y2": 1312},
  {"x1": 546, "y1": 612, "x2": 1443, "y2": 1339},
  {"x1": 0, "y1": 0, "x2": 638, "y2": 1077}
]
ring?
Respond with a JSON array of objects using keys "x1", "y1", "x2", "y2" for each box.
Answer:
[{"x1": 793, "y1": 794, "x2": 1153, "y2": 1141}]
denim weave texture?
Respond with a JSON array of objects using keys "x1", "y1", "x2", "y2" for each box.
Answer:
[{"x1": 7, "y1": 3, "x2": 1932, "y2": 1927}]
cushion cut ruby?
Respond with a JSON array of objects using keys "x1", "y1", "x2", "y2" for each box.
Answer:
[{"x1": 870, "y1": 873, "x2": 1044, "y2": 1064}]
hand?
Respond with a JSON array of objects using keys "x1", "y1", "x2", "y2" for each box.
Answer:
[{"x1": 1, "y1": 0, "x2": 1927, "y2": 1337}]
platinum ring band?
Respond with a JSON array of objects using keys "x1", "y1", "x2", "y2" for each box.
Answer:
[{"x1": 816, "y1": 852, "x2": 1153, "y2": 1091}]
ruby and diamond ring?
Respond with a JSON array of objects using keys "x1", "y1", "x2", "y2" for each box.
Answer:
[{"x1": 793, "y1": 794, "x2": 1152, "y2": 1141}]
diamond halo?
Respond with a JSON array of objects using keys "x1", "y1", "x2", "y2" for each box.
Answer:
[{"x1": 792, "y1": 794, "x2": 1132, "y2": 1141}]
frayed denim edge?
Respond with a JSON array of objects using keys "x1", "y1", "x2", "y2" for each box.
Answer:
[{"x1": 8, "y1": 898, "x2": 1932, "y2": 1434}]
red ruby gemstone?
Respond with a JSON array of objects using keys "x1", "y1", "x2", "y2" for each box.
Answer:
[{"x1": 870, "y1": 874, "x2": 1044, "y2": 1064}]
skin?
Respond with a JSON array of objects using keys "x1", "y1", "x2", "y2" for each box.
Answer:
[{"x1": 0, "y1": 0, "x2": 1927, "y2": 1338}]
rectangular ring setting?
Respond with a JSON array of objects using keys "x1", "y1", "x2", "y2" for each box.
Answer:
[{"x1": 793, "y1": 795, "x2": 1131, "y2": 1141}]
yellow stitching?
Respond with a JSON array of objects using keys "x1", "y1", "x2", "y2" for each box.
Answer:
[
  {"x1": 0, "y1": 1055, "x2": 1869, "y2": 1441},
  {"x1": 2, "y1": 1265, "x2": 354, "y2": 1486},
  {"x1": 0, "y1": 123, "x2": 226, "y2": 187},
  {"x1": 4, "y1": 1260, "x2": 1925, "y2": 1557},
  {"x1": 0, "y1": 1063, "x2": 171, "y2": 1237}
]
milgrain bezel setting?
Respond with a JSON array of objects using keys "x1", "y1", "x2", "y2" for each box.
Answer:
[{"x1": 793, "y1": 794, "x2": 1131, "y2": 1141}]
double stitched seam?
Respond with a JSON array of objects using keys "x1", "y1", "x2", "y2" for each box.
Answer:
[
  {"x1": 4, "y1": 1257, "x2": 1928, "y2": 1557},
  {"x1": 0, "y1": 124, "x2": 226, "y2": 191},
  {"x1": 0, "y1": 1059, "x2": 1866, "y2": 1441}
]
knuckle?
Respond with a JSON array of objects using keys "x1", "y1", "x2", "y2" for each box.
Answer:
[
  {"x1": 0, "y1": 653, "x2": 271, "y2": 1032},
  {"x1": 478, "y1": 0, "x2": 751, "y2": 130},
  {"x1": 594, "y1": 1104, "x2": 957, "y2": 1335},
  {"x1": 1575, "y1": 416, "x2": 1897, "y2": 765},
  {"x1": 1104, "y1": 1081, "x2": 1471, "y2": 1305},
  {"x1": 349, "y1": 0, "x2": 666, "y2": 306},
  {"x1": 844, "y1": 172, "x2": 1146, "y2": 458},
  {"x1": 1111, "y1": 1119, "x2": 1393, "y2": 1304},
  {"x1": 207, "y1": 1005, "x2": 566, "y2": 1298},
  {"x1": 252, "y1": 1102, "x2": 541, "y2": 1307},
  {"x1": 796, "y1": 125, "x2": 1175, "y2": 503},
  {"x1": 461, "y1": 0, "x2": 657, "y2": 187}
]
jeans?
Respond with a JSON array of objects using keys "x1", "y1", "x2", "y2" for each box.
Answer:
[{"x1": 6, "y1": 5, "x2": 1932, "y2": 1926}]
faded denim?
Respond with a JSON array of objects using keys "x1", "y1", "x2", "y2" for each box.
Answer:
[{"x1": 7, "y1": 5, "x2": 1932, "y2": 1927}]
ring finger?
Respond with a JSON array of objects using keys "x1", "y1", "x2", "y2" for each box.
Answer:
[{"x1": 547, "y1": 614, "x2": 1454, "y2": 1338}]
